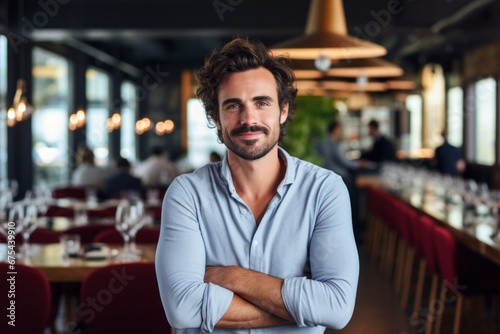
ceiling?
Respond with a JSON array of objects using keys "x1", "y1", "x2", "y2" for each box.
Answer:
[{"x1": 5, "y1": 0, "x2": 500, "y2": 78}]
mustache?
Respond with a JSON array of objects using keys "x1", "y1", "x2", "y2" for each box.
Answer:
[{"x1": 231, "y1": 125, "x2": 269, "y2": 136}]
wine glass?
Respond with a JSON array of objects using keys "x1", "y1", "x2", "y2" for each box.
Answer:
[
  {"x1": 115, "y1": 200, "x2": 136, "y2": 260},
  {"x1": 127, "y1": 200, "x2": 145, "y2": 255},
  {"x1": 21, "y1": 203, "x2": 39, "y2": 255}
]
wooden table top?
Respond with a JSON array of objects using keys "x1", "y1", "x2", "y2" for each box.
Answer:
[{"x1": 0, "y1": 243, "x2": 156, "y2": 282}]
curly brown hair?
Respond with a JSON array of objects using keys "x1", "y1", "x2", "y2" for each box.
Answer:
[{"x1": 195, "y1": 38, "x2": 297, "y2": 144}]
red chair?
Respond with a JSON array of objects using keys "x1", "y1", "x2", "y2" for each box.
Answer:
[
  {"x1": 79, "y1": 263, "x2": 171, "y2": 334},
  {"x1": 93, "y1": 227, "x2": 160, "y2": 244},
  {"x1": 0, "y1": 263, "x2": 51, "y2": 334},
  {"x1": 62, "y1": 224, "x2": 115, "y2": 243},
  {"x1": 431, "y1": 224, "x2": 500, "y2": 334},
  {"x1": 87, "y1": 206, "x2": 117, "y2": 218},
  {"x1": 52, "y1": 186, "x2": 87, "y2": 199},
  {"x1": 411, "y1": 215, "x2": 440, "y2": 333},
  {"x1": 46, "y1": 205, "x2": 75, "y2": 217},
  {"x1": 0, "y1": 229, "x2": 60, "y2": 244}
]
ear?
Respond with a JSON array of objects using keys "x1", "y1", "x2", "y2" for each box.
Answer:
[{"x1": 280, "y1": 103, "x2": 289, "y2": 124}]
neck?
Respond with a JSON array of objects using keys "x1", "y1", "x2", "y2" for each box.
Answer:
[{"x1": 228, "y1": 146, "x2": 285, "y2": 199}]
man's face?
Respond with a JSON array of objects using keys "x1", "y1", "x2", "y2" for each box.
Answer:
[{"x1": 216, "y1": 67, "x2": 288, "y2": 161}]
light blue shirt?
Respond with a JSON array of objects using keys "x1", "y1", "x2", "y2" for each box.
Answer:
[{"x1": 156, "y1": 148, "x2": 359, "y2": 333}]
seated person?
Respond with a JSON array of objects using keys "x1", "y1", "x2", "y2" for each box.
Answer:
[
  {"x1": 71, "y1": 145, "x2": 106, "y2": 189},
  {"x1": 134, "y1": 146, "x2": 179, "y2": 187},
  {"x1": 103, "y1": 156, "x2": 143, "y2": 199}
]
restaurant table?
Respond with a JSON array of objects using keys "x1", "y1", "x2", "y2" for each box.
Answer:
[
  {"x1": 0, "y1": 243, "x2": 157, "y2": 282},
  {"x1": 356, "y1": 174, "x2": 500, "y2": 266}
]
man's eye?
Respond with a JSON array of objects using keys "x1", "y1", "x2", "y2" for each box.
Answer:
[{"x1": 257, "y1": 101, "x2": 269, "y2": 107}]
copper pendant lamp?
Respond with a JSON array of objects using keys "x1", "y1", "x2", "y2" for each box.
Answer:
[{"x1": 271, "y1": 0, "x2": 387, "y2": 62}]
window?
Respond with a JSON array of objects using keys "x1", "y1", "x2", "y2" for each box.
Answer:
[
  {"x1": 32, "y1": 47, "x2": 70, "y2": 187},
  {"x1": 187, "y1": 98, "x2": 225, "y2": 169},
  {"x1": 86, "y1": 67, "x2": 110, "y2": 167},
  {"x1": 474, "y1": 78, "x2": 496, "y2": 165},
  {"x1": 447, "y1": 87, "x2": 463, "y2": 147},
  {"x1": 120, "y1": 81, "x2": 137, "y2": 163},
  {"x1": 0, "y1": 35, "x2": 7, "y2": 184},
  {"x1": 406, "y1": 94, "x2": 422, "y2": 153}
]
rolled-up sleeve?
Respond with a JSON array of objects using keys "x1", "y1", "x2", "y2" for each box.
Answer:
[
  {"x1": 281, "y1": 176, "x2": 359, "y2": 329},
  {"x1": 155, "y1": 178, "x2": 234, "y2": 332}
]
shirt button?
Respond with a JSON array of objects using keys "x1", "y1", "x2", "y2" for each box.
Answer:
[
  {"x1": 253, "y1": 240, "x2": 259, "y2": 246},
  {"x1": 240, "y1": 208, "x2": 247, "y2": 215}
]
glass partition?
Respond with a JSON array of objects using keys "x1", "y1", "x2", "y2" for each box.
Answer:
[
  {"x1": 474, "y1": 78, "x2": 496, "y2": 165},
  {"x1": 447, "y1": 86, "x2": 463, "y2": 147},
  {"x1": 32, "y1": 47, "x2": 70, "y2": 187},
  {"x1": 187, "y1": 98, "x2": 225, "y2": 169},
  {"x1": 0, "y1": 35, "x2": 7, "y2": 183},
  {"x1": 86, "y1": 67, "x2": 110, "y2": 167},
  {"x1": 120, "y1": 81, "x2": 137, "y2": 163}
]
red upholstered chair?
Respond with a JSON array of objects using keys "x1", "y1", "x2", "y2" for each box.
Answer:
[
  {"x1": 87, "y1": 206, "x2": 117, "y2": 218},
  {"x1": 93, "y1": 227, "x2": 160, "y2": 244},
  {"x1": 431, "y1": 224, "x2": 500, "y2": 334},
  {"x1": 79, "y1": 263, "x2": 171, "y2": 334},
  {"x1": 0, "y1": 263, "x2": 51, "y2": 334},
  {"x1": 46, "y1": 205, "x2": 75, "y2": 217},
  {"x1": 0, "y1": 229, "x2": 60, "y2": 244},
  {"x1": 62, "y1": 224, "x2": 115, "y2": 243},
  {"x1": 52, "y1": 186, "x2": 87, "y2": 199}
]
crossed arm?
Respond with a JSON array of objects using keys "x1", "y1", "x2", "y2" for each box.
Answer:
[{"x1": 204, "y1": 266, "x2": 294, "y2": 328}]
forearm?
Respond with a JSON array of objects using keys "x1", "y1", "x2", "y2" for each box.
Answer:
[
  {"x1": 216, "y1": 293, "x2": 291, "y2": 329},
  {"x1": 205, "y1": 266, "x2": 294, "y2": 322}
]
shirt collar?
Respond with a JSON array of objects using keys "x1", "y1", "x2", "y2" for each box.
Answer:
[{"x1": 220, "y1": 146, "x2": 295, "y2": 195}]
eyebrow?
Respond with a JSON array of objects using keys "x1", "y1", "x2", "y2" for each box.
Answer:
[{"x1": 221, "y1": 96, "x2": 275, "y2": 107}]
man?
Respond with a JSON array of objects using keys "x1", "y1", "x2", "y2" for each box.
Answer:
[
  {"x1": 361, "y1": 119, "x2": 397, "y2": 163},
  {"x1": 318, "y1": 121, "x2": 372, "y2": 186},
  {"x1": 432, "y1": 130, "x2": 465, "y2": 176},
  {"x1": 156, "y1": 38, "x2": 359, "y2": 333},
  {"x1": 103, "y1": 156, "x2": 142, "y2": 199},
  {"x1": 134, "y1": 146, "x2": 179, "y2": 187}
]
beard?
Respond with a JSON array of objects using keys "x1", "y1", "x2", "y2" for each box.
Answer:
[{"x1": 222, "y1": 124, "x2": 279, "y2": 161}]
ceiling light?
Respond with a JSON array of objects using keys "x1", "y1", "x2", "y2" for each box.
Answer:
[
  {"x1": 327, "y1": 58, "x2": 404, "y2": 78},
  {"x1": 271, "y1": 0, "x2": 386, "y2": 60}
]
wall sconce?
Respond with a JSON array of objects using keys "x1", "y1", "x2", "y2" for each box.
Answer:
[
  {"x1": 106, "y1": 111, "x2": 121, "y2": 132},
  {"x1": 155, "y1": 119, "x2": 175, "y2": 136},
  {"x1": 7, "y1": 79, "x2": 34, "y2": 127},
  {"x1": 135, "y1": 117, "x2": 152, "y2": 135},
  {"x1": 68, "y1": 107, "x2": 86, "y2": 130}
]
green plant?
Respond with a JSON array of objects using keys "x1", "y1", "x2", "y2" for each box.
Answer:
[{"x1": 281, "y1": 95, "x2": 338, "y2": 165}]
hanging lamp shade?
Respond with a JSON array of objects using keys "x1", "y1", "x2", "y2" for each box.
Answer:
[
  {"x1": 271, "y1": 0, "x2": 387, "y2": 60},
  {"x1": 328, "y1": 58, "x2": 403, "y2": 78},
  {"x1": 291, "y1": 58, "x2": 403, "y2": 79}
]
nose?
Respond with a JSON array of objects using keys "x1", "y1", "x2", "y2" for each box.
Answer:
[{"x1": 240, "y1": 104, "x2": 258, "y2": 125}]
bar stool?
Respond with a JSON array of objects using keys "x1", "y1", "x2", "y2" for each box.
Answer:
[{"x1": 431, "y1": 224, "x2": 500, "y2": 334}]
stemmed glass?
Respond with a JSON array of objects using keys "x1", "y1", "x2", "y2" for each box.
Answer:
[
  {"x1": 115, "y1": 200, "x2": 144, "y2": 260},
  {"x1": 8, "y1": 203, "x2": 39, "y2": 256}
]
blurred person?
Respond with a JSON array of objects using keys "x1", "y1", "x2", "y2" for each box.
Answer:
[
  {"x1": 209, "y1": 150, "x2": 223, "y2": 163},
  {"x1": 134, "y1": 146, "x2": 179, "y2": 187},
  {"x1": 318, "y1": 121, "x2": 373, "y2": 186},
  {"x1": 360, "y1": 119, "x2": 397, "y2": 163},
  {"x1": 432, "y1": 130, "x2": 465, "y2": 176},
  {"x1": 103, "y1": 156, "x2": 143, "y2": 199},
  {"x1": 156, "y1": 37, "x2": 358, "y2": 333},
  {"x1": 71, "y1": 145, "x2": 106, "y2": 189}
]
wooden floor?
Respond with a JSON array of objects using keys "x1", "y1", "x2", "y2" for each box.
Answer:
[{"x1": 327, "y1": 249, "x2": 413, "y2": 334}]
